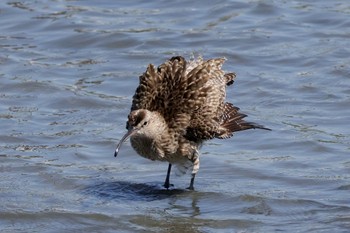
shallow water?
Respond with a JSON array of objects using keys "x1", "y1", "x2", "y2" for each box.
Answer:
[{"x1": 1, "y1": 0, "x2": 349, "y2": 232}]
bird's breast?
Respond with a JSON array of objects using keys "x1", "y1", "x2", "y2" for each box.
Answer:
[{"x1": 130, "y1": 136, "x2": 165, "y2": 161}]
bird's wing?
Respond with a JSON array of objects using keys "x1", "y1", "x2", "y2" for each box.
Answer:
[
  {"x1": 131, "y1": 56, "x2": 187, "y2": 113},
  {"x1": 131, "y1": 56, "x2": 221, "y2": 136},
  {"x1": 181, "y1": 58, "x2": 230, "y2": 141}
]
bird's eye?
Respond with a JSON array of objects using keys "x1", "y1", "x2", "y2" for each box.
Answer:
[{"x1": 143, "y1": 121, "x2": 148, "y2": 126}]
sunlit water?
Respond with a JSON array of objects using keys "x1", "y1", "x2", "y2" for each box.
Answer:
[{"x1": 1, "y1": 0, "x2": 349, "y2": 232}]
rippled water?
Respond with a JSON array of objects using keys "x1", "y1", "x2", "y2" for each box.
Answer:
[{"x1": 1, "y1": 0, "x2": 349, "y2": 232}]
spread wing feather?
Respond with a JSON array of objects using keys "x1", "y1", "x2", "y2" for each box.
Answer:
[
  {"x1": 131, "y1": 56, "x2": 269, "y2": 143},
  {"x1": 131, "y1": 56, "x2": 212, "y2": 136}
]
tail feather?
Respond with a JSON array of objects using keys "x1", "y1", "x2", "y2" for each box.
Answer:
[
  {"x1": 224, "y1": 72, "x2": 236, "y2": 86},
  {"x1": 217, "y1": 103, "x2": 270, "y2": 139}
]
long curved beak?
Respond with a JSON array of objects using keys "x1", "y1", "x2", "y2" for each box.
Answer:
[{"x1": 114, "y1": 128, "x2": 137, "y2": 157}]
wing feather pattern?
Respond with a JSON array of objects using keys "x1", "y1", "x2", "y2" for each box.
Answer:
[{"x1": 131, "y1": 56, "x2": 269, "y2": 144}]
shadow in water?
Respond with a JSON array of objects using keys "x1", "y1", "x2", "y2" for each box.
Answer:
[{"x1": 82, "y1": 180, "x2": 188, "y2": 202}]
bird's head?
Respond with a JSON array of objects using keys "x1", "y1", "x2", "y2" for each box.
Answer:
[
  {"x1": 114, "y1": 109, "x2": 159, "y2": 157},
  {"x1": 125, "y1": 109, "x2": 152, "y2": 133}
]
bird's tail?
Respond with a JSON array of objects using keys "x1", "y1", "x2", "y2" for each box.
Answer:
[
  {"x1": 224, "y1": 72, "x2": 236, "y2": 86},
  {"x1": 217, "y1": 103, "x2": 271, "y2": 139}
]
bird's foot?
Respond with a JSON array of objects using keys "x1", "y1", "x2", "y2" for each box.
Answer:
[
  {"x1": 163, "y1": 183, "x2": 174, "y2": 190},
  {"x1": 186, "y1": 173, "x2": 196, "y2": 191}
]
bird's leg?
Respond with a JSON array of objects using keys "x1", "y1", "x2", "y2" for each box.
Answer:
[
  {"x1": 188, "y1": 173, "x2": 196, "y2": 190},
  {"x1": 187, "y1": 150, "x2": 200, "y2": 190},
  {"x1": 163, "y1": 163, "x2": 172, "y2": 189}
]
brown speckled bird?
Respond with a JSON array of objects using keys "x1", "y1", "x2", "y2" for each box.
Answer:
[{"x1": 114, "y1": 56, "x2": 270, "y2": 190}]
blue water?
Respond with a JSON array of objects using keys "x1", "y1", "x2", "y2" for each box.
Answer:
[{"x1": 1, "y1": 0, "x2": 349, "y2": 232}]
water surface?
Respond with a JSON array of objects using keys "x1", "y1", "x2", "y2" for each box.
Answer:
[{"x1": 1, "y1": 0, "x2": 349, "y2": 232}]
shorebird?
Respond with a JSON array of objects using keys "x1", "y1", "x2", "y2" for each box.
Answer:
[{"x1": 114, "y1": 56, "x2": 270, "y2": 190}]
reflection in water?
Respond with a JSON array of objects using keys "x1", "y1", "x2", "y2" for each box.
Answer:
[
  {"x1": 82, "y1": 180, "x2": 205, "y2": 232},
  {"x1": 83, "y1": 180, "x2": 186, "y2": 201},
  {"x1": 83, "y1": 179, "x2": 203, "y2": 215},
  {"x1": 82, "y1": 180, "x2": 263, "y2": 232},
  {"x1": 165, "y1": 191, "x2": 201, "y2": 217}
]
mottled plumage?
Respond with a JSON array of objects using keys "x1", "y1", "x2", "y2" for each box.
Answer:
[{"x1": 115, "y1": 56, "x2": 270, "y2": 190}]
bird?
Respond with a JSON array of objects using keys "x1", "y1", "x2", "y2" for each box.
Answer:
[{"x1": 114, "y1": 56, "x2": 270, "y2": 190}]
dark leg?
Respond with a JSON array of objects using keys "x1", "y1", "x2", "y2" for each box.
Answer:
[
  {"x1": 187, "y1": 150, "x2": 199, "y2": 190},
  {"x1": 163, "y1": 163, "x2": 172, "y2": 189},
  {"x1": 187, "y1": 173, "x2": 196, "y2": 190}
]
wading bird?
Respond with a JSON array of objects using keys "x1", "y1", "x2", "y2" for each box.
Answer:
[{"x1": 114, "y1": 56, "x2": 269, "y2": 190}]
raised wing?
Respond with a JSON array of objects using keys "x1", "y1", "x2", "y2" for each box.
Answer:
[
  {"x1": 131, "y1": 56, "x2": 215, "y2": 136},
  {"x1": 131, "y1": 56, "x2": 269, "y2": 142}
]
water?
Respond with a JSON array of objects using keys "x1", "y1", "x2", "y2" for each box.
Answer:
[{"x1": 1, "y1": 0, "x2": 349, "y2": 232}]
